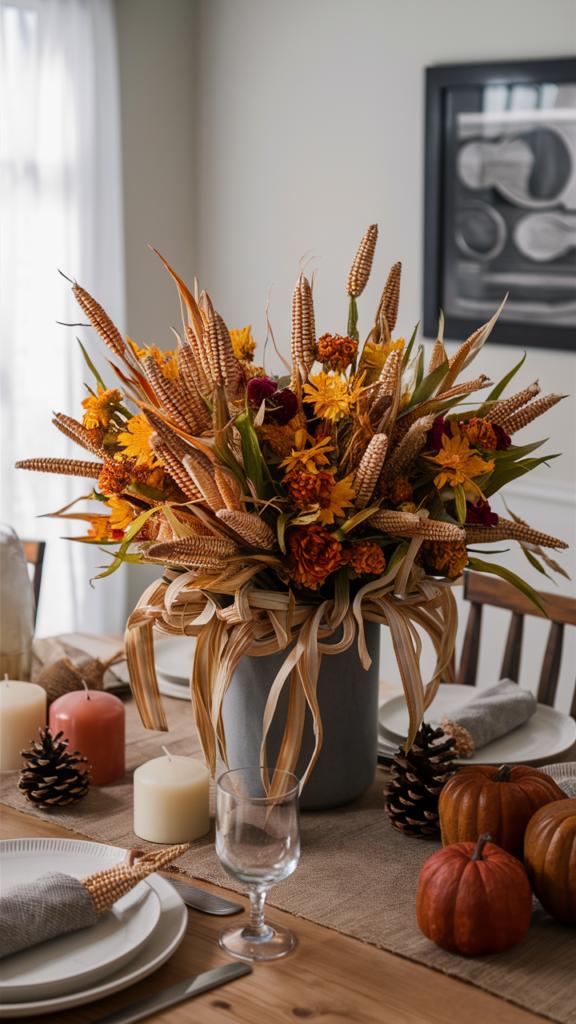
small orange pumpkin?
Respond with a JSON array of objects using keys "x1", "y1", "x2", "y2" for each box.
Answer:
[
  {"x1": 416, "y1": 833, "x2": 533, "y2": 954},
  {"x1": 524, "y1": 797, "x2": 576, "y2": 926},
  {"x1": 438, "y1": 764, "x2": 564, "y2": 859}
]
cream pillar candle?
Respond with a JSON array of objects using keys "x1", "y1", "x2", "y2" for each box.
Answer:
[
  {"x1": 133, "y1": 749, "x2": 210, "y2": 844},
  {"x1": 0, "y1": 679, "x2": 47, "y2": 770}
]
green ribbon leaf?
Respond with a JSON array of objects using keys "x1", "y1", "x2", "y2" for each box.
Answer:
[
  {"x1": 453, "y1": 483, "x2": 467, "y2": 525},
  {"x1": 466, "y1": 556, "x2": 548, "y2": 616}
]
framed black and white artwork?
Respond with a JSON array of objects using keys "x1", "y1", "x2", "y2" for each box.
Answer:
[{"x1": 424, "y1": 58, "x2": 576, "y2": 351}]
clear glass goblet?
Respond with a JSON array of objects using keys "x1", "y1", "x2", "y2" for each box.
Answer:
[{"x1": 215, "y1": 766, "x2": 300, "y2": 961}]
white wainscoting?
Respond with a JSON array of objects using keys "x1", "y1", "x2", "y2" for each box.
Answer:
[{"x1": 378, "y1": 479, "x2": 576, "y2": 716}]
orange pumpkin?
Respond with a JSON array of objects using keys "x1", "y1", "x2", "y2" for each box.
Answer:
[
  {"x1": 416, "y1": 833, "x2": 533, "y2": 954},
  {"x1": 438, "y1": 763, "x2": 564, "y2": 859},
  {"x1": 524, "y1": 797, "x2": 576, "y2": 926}
]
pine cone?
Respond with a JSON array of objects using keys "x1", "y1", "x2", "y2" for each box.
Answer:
[
  {"x1": 385, "y1": 722, "x2": 456, "y2": 837},
  {"x1": 18, "y1": 728, "x2": 91, "y2": 806}
]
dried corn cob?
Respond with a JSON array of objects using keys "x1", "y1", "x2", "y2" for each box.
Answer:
[
  {"x1": 149, "y1": 434, "x2": 203, "y2": 502},
  {"x1": 216, "y1": 510, "x2": 277, "y2": 550},
  {"x1": 375, "y1": 262, "x2": 402, "y2": 332},
  {"x1": 143, "y1": 358, "x2": 192, "y2": 433},
  {"x1": 52, "y1": 414, "x2": 108, "y2": 459},
  {"x1": 354, "y1": 433, "x2": 389, "y2": 509},
  {"x1": 184, "y1": 324, "x2": 212, "y2": 393},
  {"x1": 487, "y1": 381, "x2": 541, "y2": 426},
  {"x1": 399, "y1": 375, "x2": 492, "y2": 432},
  {"x1": 214, "y1": 466, "x2": 243, "y2": 511},
  {"x1": 168, "y1": 507, "x2": 214, "y2": 536},
  {"x1": 213, "y1": 310, "x2": 243, "y2": 395},
  {"x1": 177, "y1": 346, "x2": 212, "y2": 430},
  {"x1": 347, "y1": 224, "x2": 378, "y2": 297},
  {"x1": 291, "y1": 275, "x2": 316, "y2": 380},
  {"x1": 183, "y1": 454, "x2": 225, "y2": 512},
  {"x1": 72, "y1": 284, "x2": 126, "y2": 361},
  {"x1": 503, "y1": 393, "x2": 566, "y2": 434},
  {"x1": 464, "y1": 518, "x2": 568, "y2": 549},
  {"x1": 428, "y1": 336, "x2": 448, "y2": 374},
  {"x1": 377, "y1": 350, "x2": 402, "y2": 399},
  {"x1": 81, "y1": 845, "x2": 189, "y2": 916},
  {"x1": 370, "y1": 510, "x2": 465, "y2": 542},
  {"x1": 16, "y1": 458, "x2": 102, "y2": 479},
  {"x1": 148, "y1": 535, "x2": 239, "y2": 565},
  {"x1": 441, "y1": 329, "x2": 480, "y2": 392},
  {"x1": 381, "y1": 415, "x2": 435, "y2": 482}
]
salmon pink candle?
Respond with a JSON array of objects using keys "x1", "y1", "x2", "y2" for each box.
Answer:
[{"x1": 49, "y1": 688, "x2": 125, "y2": 785}]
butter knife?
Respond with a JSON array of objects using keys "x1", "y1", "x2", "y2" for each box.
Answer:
[
  {"x1": 94, "y1": 962, "x2": 252, "y2": 1024},
  {"x1": 165, "y1": 876, "x2": 243, "y2": 915}
]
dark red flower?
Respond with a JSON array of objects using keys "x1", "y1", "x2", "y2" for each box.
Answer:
[
  {"x1": 247, "y1": 376, "x2": 277, "y2": 407},
  {"x1": 492, "y1": 423, "x2": 512, "y2": 450},
  {"x1": 465, "y1": 500, "x2": 499, "y2": 527},
  {"x1": 427, "y1": 417, "x2": 450, "y2": 451},
  {"x1": 268, "y1": 388, "x2": 298, "y2": 425}
]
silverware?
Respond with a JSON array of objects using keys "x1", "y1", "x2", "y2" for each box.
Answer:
[
  {"x1": 165, "y1": 876, "x2": 243, "y2": 915},
  {"x1": 93, "y1": 962, "x2": 252, "y2": 1024}
]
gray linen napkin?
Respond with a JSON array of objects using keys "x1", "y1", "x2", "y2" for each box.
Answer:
[
  {"x1": 439, "y1": 679, "x2": 537, "y2": 757},
  {"x1": 0, "y1": 872, "x2": 97, "y2": 959}
]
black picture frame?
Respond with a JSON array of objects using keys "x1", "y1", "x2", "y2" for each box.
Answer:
[{"x1": 424, "y1": 58, "x2": 576, "y2": 352}]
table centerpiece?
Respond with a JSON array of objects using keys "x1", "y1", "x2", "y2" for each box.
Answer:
[{"x1": 17, "y1": 224, "x2": 568, "y2": 806}]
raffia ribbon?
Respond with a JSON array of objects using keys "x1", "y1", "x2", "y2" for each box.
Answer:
[{"x1": 125, "y1": 558, "x2": 459, "y2": 793}]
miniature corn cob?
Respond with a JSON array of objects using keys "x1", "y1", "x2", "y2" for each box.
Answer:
[
  {"x1": 216, "y1": 510, "x2": 277, "y2": 550},
  {"x1": 177, "y1": 346, "x2": 212, "y2": 430},
  {"x1": 503, "y1": 393, "x2": 566, "y2": 434},
  {"x1": 428, "y1": 336, "x2": 447, "y2": 374},
  {"x1": 184, "y1": 324, "x2": 213, "y2": 394},
  {"x1": 375, "y1": 262, "x2": 402, "y2": 332},
  {"x1": 214, "y1": 466, "x2": 243, "y2": 511},
  {"x1": 213, "y1": 310, "x2": 243, "y2": 394},
  {"x1": 148, "y1": 535, "x2": 239, "y2": 565},
  {"x1": 72, "y1": 284, "x2": 126, "y2": 361},
  {"x1": 354, "y1": 433, "x2": 388, "y2": 509},
  {"x1": 16, "y1": 458, "x2": 102, "y2": 479},
  {"x1": 487, "y1": 381, "x2": 541, "y2": 426},
  {"x1": 441, "y1": 329, "x2": 480, "y2": 392},
  {"x1": 81, "y1": 845, "x2": 190, "y2": 916},
  {"x1": 183, "y1": 454, "x2": 225, "y2": 512},
  {"x1": 400, "y1": 376, "x2": 492, "y2": 432},
  {"x1": 381, "y1": 415, "x2": 435, "y2": 482},
  {"x1": 346, "y1": 224, "x2": 378, "y2": 297},
  {"x1": 291, "y1": 274, "x2": 316, "y2": 380},
  {"x1": 377, "y1": 350, "x2": 402, "y2": 399},
  {"x1": 143, "y1": 358, "x2": 192, "y2": 434},
  {"x1": 370, "y1": 510, "x2": 465, "y2": 542},
  {"x1": 464, "y1": 517, "x2": 568, "y2": 549},
  {"x1": 52, "y1": 414, "x2": 108, "y2": 459},
  {"x1": 149, "y1": 435, "x2": 203, "y2": 502}
]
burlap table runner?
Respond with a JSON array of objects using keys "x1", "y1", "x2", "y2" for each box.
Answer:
[{"x1": 1, "y1": 695, "x2": 574, "y2": 1024}]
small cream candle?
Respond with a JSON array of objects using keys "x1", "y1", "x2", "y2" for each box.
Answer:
[
  {"x1": 0, "y1": 679, "x2": 47, "y2": 770},
  {"x1": 133, "y1": 749, "x2": 210, "y2": 844}
]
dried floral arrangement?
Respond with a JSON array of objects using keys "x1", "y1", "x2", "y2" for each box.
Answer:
[{"x1": 17, "y1": 227, "x2": 568, "y2": 785}]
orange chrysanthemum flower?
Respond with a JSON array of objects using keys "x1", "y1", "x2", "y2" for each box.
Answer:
[
  {"x1": 316, "y1": 333, "x2": 358, "y2": 370},
  {"x1": 463, "y1": 417, "x2": 498, "y2": 451},
  {"x1": 82, "y1": 386, "x2": 123, "y2": 430},
  {"x1": 117, "y1": 415, "x2": 159, "y2": 468},
  {"x1": 419, "y1": 540, "x2": 468, "y2": 579},
  {"x1": 425, "y1": 423, "x2": 495, "y2": 501},
  {"x1": 285, "y1": 525, "x2": 343, "y2": 590},
  {"x1": 98, "y1": 457, "x2": 134, "y2": 495},
  {"x1": 380, "y1": 476, "x2": 413, "y2": 504},
  {"x1": 284, "y1": 467, "x2": 319, "y2": 509},
  {"x1": 342, "y1": 541, "x2": 386, "y2": 576}
]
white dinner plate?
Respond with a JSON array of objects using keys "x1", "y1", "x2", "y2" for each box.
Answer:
[
  {"x1": 378, "y1": 684, "x2": 576, "y2": 767},
  {"x1": 157, "y1": 673, "x2": 191, "y2": 701},
  {"x1": 154, "y1": 637, "x2": 196, "y2": 684},
  {"x1": 0, "y1": 840, "x2": 188, "y2": 1017}
]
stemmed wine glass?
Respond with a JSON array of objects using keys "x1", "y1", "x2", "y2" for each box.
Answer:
[{"x1": 215, "y1": 766, "x2": 300, "y2": 961}]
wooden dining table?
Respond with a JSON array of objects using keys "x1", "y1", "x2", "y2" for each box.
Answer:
[{"x1": 1, "y1": 801, "x2": 547, "y2": 1024}]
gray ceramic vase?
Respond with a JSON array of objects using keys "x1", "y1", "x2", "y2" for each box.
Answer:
[{"x1": 221, "y1": 620, "x2": 381, "y2": 810}]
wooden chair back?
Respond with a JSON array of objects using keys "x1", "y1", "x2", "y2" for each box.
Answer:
[
  {"x1": 457, "y1": 570, "x2": 576, "y2": 719},
  {"x1": 21, "y1": 540, "x2": 46, "y2": 629}
]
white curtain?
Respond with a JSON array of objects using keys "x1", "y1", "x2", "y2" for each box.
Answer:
[{"x1": 0, "y1": 0, "x2": 126, "y2": 636}]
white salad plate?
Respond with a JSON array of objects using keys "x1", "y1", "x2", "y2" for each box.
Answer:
[
  {"x1": 154, "y1": 636, "x2": 196, "y2": 685},
  {"x1": 157, "y1": 673, "x2": 191, "y2": 701},
  {"x1": 0, "y1": 839, "x2": 188, "y2": 1017},
  {"x1": 378, "y1": 684, "x2": 576, "y2": 767}
]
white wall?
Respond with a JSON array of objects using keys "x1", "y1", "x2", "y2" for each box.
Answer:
[{"x1": 195, "y1": 0, "x2": 576, "y2": 709}]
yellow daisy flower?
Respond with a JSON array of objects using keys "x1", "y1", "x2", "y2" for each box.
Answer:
[
  {"x1": 425, "y1": 423, "x2": 495, "y2": 501},
  {"x1": 317, "y1": 473, "x2": 356, "y2": 525},
  {"x1": 303, "y1": 371, "x2": 362, "y2": 423},
  {"x1": 230, "y1": 326, "x2": 256, "y2": 363},
  {"x1": 105, "y1": 496, "x2": 136, "y2": 532},
  {"x1": 127, "y1": 338, "x2": 178, "y2": 380},
  {"x1": 117, "y1": 414, "x2": 159, "y2": 468},
  {"x1": 82, "y1": 386, "x2": 123, "y2": 430},
  {"x1": 279, "y1": 430, "x2": 334, "y2": 476}
]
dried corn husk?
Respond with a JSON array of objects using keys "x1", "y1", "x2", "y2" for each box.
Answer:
[
  {"x1": 464, "y1": 518, "x2": 568, "y2": 549},
  {"x1": 81, "y1": 845, "x2": 189, "y2": 916},
  {"x1": 16, "y1": 458, "x2": 102, "y2": 478},
  {"x1": 370, "y1": 510, "x2": 465, "y2": 542},
  {"x1": 347, "y1": 225, "x2": 378, "y2": 297},
  {"x1": 216, "y1": 510, "x2": 277, "y2": 550},
  {"x1": 354, "y1": 434, "x2": 388, "y2": 509},
  {"x1": 376, "y1": 262, "x2": 402, "y2": 332},
  {"x1": 488, "y1": 381, "x2": 541, "y2": 426},
  {"x1": 502, "y1": 394, "x2": 565, "y2": 434}
]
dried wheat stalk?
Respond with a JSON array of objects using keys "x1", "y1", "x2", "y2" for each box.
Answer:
[
  {"x1": 487, "y1": 381, "x2": 540, "y2": 426},
  {"x1": 354, "y1": 434, "x2": 388, "y2": 509},
  {"x1": 370, "y1": 510, "x2": 465, "y2": 542},
  {"x1": 16, "y1": 458, "x2": 102, "y2": 478},
  {"x1": 183, "y1": 454, "x2": 225, "y2": 512},
  {"x1": 216, "y1": 509, "x2": 277, "y2": 549},
  {"x1": 464, "y1": 518, "x2": 568, "y2": 549},
  {"x1": 503, "y1": 393, "x2": 566, "y2": 434},
  {"x1": 149, "y1": 434, "x2": 203, "y2": 501},
  {"x1": 214, "y1": 466, "x2": 243, "y2": 511},
  {"x1": 81, "y1": 845, "x2": 189, "y2": 916},
  {"x1": 52, "y1": 414, "x2": 108, "y2": 459},
  {"x1": 291, "y1": 275, "x2": 316, "y2": 380},
  {"x1": 375, "y1": 261, "x2": 402, "y2": 332},
  {"x1": 381, "y1": 415, "x2": 435, "y2": 481},
  {"x1": 347, "y1": 224, "x2": 378, "y2": 297},
  {"x1": 72, "y1": 284, "x2": 126, "y2": 360}
]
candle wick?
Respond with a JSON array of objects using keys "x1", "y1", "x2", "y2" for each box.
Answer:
[
  {"x1": 81, "y1": 680, "x2": 90, "y2": 700},
  {"x1": 162, "y1": 745, "x2": 172, "y2": 762}
]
